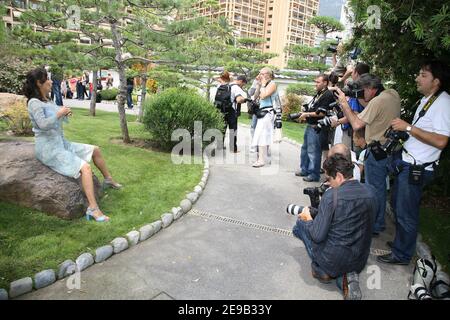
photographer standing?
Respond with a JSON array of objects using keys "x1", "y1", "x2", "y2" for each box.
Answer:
[
  {"x1": 378, "y1": 60, "x2": 450, "y2": 265},
  {"x1": 296, "y1": 74, "x2": 335, "y2": 182},
  {"x1": 293, "y1": 153, "x2": 377, "y2": 300},
  {"x1": 332, "y1": 74, "x2": 401, "y2": 236}
]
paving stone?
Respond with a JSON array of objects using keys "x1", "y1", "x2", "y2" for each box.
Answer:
[
  {"x1": 95, "y1": 245, "x2": 114, "y2": 263},
  {"x1": 139, "y1": 224, "x2": 155, "y2": 241},
  {"x1": 161, "y1": 213, "x2": 174, "y2": 228},
  {"x1": 34, "y1": 270, "x2": 56, "y2": 289},
  {"x1": 126, "y1": 231, "x2": 140, "y2": 246},
  {"x1": 57, "y1": 260, "x2": 77, "y2": 279},
  {"x1": 111, "y1": 237, "x2": 129, "y2": 254},
  {"x1": 9, "y1": 277, "x2": 33, "y2": 298},
  {"x1": 76, "y1": 253, "x2": 94, "y2": 272}
]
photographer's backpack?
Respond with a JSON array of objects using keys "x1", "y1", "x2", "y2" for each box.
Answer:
[{"x1": 214, "y1": 84, "x2": 235, "y2": 114}]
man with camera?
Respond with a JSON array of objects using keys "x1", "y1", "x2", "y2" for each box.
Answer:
[
  {"x1": 377, "y1": 60, "x2": 450, "y2": 265},
  {"x1": 296, "y1": 74, "x2": 335, "y2": 182},
  {"x1": 332, "y1": 63, "x2": 370, "y2": 150},
  {"x1": 292, "y1": 153, "x2": 377, "y2": 300},
  {"x1": 332, "y1": 74, "x2": 401, "y2": 236}
]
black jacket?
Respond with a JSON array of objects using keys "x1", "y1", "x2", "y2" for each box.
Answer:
[
  {"x1": 306, "y1": 89, "x2": 335, "y2": 125},
  {"x1": 305, "y1": 180, "x2": 377, "y2": 277}
]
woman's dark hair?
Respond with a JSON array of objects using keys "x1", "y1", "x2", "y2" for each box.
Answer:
[
  {"x1": 23, "y1": 67, "x2": 49, "y2": 102},
  {"x1": 323, "y1": 153, "x2": 354, "y2": 179}
]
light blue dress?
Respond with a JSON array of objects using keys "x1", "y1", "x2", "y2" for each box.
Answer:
[{"x1": 27, "y1": 98, "x2": 95, "y2": 179}]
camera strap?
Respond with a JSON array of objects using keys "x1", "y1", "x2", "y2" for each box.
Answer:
[{"x1": 412, "y1": 90, "x2": 443, "y2": 126}]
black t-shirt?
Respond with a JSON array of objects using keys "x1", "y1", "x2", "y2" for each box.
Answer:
[{"x1": 306, "y1": 89, "x2": 335, "y2": 125}]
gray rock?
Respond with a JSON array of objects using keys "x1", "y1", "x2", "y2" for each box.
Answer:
[
  {"x1": 34, "y1": 269, "x2": 56, "y2": 289},
  {"x1": 201, "y1": 177, "x2": 207, "y2": 184},
  {"x1": 76, "y1": 253, "x2": 94, "y2": 272},
  {"x1": 94, "y1": 245, "x2": 113, "y2": 263},
  {"x1": 180, "y1": 199, "x2": 192, "y2": 213},
  {"x1": 0, "y1": 288, "x2": 8, "y2": 300},
  {"x1": 198, "y1": 181, "x2": 205, "y2": 189},
  {"x1": 111, "y1": 237, "x2": 129, "y2": 253},
  {"x1": 151, "y1": 221, "x2": 162, "y2": 233},
  {"x1": 57, "y1": 260, "x2": 77, "y2": 279},
  {"x1": 0, "y1": 142, "x2": 102, "y2": 220},
  {"x1": 161, "y1": 213, "x2": 174, "y2": 228},
  {"x1": 186, "y1": 192, "x2": 199, "y2": 203},
  {"x1": 126, "y1": 230, "x2": 140, "y2": 246},
  {"x1": 194, "y1": 185, "x2": 203, "y2": 195},
  {"x1": 9, "y1": 277, "x2": 33, "y2": 298},
  {"x1": 139, "y1": 224, "x2": 155, "y2": 241},
  {"x1": 172, "y1": 207, "x2": 183, "y2": 220}
]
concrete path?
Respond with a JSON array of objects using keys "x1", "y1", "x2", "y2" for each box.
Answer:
[
  {"x1": 63, "y1": 99, "x2": 141, "y2": 116},
  {"x1": 19, "y1": 119, "x2": 413, "y2": 300}
]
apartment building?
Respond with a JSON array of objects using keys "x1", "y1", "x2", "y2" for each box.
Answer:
[{"x1": 192, "y1": 0, "x2": 319, "y2": 68}]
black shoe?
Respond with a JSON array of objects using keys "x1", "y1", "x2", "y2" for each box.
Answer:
[
  {"x1": 303, "y1": 176, "x2": 319, "y2": 182},
  {"x1": 372, "y1": 232, "x2": 380, "y2": 237},
  {"x1": 377, "y1": 253, "x2": 409, "y2": 265},
  {"x1": 295, "y1": 171, "x2": 307, "y2": 177},
  {"x1": 386, "y1": 241, "x2": 394, "y2": 249}
]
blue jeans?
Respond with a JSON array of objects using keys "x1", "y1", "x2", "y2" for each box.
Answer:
[
  {"x1": 391, "y1": 162, "x2": 434, "y2": 262},
  {"x1": 300, "y1": 125, "x2": 321, "y2": 181},
  {"x1": 51, "y1": 79, "x2": 63, "y2": 106},
  {"x1": 364, "y1": 150, "x2": 389, "y2": 233},
  {"x1": 126, "y1": 85, "x2": 134, "y2": 108},
  {"x1": 293, "y1": 219, "x2": 334, "y2": 280}
]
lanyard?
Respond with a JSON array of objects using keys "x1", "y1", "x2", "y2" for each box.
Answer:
[
  {"x1": 308, "y1": 89, "x2": 326, "y2": 109},
  {"x1": 412, "y1": 91, "x2": 442, "y2": 126}
]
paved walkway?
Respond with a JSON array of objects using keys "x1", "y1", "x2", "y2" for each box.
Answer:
[
  {"x1": 19, "y1": 116, "x2": 413, "y2": 300},
  {"x1": 63, "y1": 99, "x2": 141, "y2": 116}
]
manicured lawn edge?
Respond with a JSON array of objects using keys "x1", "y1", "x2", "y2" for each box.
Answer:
[{"x1": 1, "y1": 155, "x2": 211, "y2": 300}]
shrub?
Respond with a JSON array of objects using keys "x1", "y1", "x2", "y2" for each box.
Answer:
[
  {"x1": 143, "y1": 87, "x2": 225, "y2": 150},
  {"x1": 286, "y1": 83, "x2": 316, "y2": 97},
  {"x1": 99, "y1": 88, "x2": 119, "y2": 100},
  {"x1": 0, "y1": 101, "x2": 33, "y2": 135},
  {"x1": 282, "y1": 93, "x2": 304, "y2": 121}
]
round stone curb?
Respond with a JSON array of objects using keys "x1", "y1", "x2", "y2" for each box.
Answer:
[
  {"x1": 76, "y1": 253, "x2": 94, "y2": 272},
  {"x1": 95, "y1": 245, "x2": 114, "y2": 263},
  {"x1": 3, "y1": 154, "x2": 211, "y2": 299},
  {"x1": 34, "y1": 270, "x2": 56, "y2": 290},
  {"x1": 0, "y1": 288, "x2": 8, "y2": 300}
]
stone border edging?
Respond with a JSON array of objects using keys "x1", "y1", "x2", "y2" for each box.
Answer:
[{"x1": 1, "y1": 155, "x2": 210, "y2": 300}]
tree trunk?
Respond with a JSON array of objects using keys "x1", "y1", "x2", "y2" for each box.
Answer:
[
  {"x1": 139, "y1": 73, "x2": 147, "y2": 122},
  {"x1": 110, "y1": 20, "x2": 130, "y2": 143},
  {"x1": 89, "y1": 69, "x2": 98, "y2": 116}
]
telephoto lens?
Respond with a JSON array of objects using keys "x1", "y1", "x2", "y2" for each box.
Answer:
[{"x1": 286, "y1": 204, "x2": 304, "y2": 215}]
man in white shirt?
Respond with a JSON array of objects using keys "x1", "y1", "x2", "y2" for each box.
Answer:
[
  {"x1": 227, "y1": 75, "x2": 248, "y2": 153},
  {"x1": 377, "y1": 60, "x2": 450, "y2": 265}
]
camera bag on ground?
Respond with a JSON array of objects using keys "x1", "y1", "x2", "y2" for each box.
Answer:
[
  {"x1": 430, "y1": 271, "x2": 450, "y2": 299},
  {"x1": 407, "y1": 256, "x2": 437, "y2": 300},
  {"x1": 214, "y1": 84, "x2": 236, "y2": 114}
]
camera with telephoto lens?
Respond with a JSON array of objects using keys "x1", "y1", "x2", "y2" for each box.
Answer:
[
  {"x1": 288, "y1": 103, "x2": 309, "y2": 120},
  {"x1": 342, "y1": 80, "x2": 364, "y2": 99},
  {"x1": 381, "y1": 127, "x2": 409, "y2": 155},
  {"x1": 245, "y1": 98, "x2": 260, "y2": 115},
  {"x1": 286, "y1": 183, "x2": 329, "y2": 219},
  {"x1": 313, "y1": 101, "x2": 343, "y2": 133}
]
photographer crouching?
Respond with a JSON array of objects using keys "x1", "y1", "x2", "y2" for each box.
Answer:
[
  {"x1": 292, "y1": 153, "x2": 378, "y2": 300},
  {"x1": 377, "y1": 60, "x2": 450, "y2": 265}
]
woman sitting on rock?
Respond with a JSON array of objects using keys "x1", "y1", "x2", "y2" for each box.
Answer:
[{"x1": 24, "y1": 67, "x2": 122, "y2": 222}]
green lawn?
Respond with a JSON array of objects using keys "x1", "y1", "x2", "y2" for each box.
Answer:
[
  {"x1": 419, "y1": 207, "x2": 450, "y2": 273},
  {"x1": 0, "y1": 108, "x2": 202, "y2": 289},
  {"x1": 238, "y1": 116, "x2": 306, "y2": 144}
]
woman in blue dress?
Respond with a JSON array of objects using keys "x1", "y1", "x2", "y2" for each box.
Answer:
[{"x1": 24, "y1": 67, "x2": 121, "y2": 222}]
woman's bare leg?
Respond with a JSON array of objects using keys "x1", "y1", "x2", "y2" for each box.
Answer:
[
  {"x1": 92, "y1": 147, "x2": 112, "y2": 179},
  {"x1": 80, "y1": 163, "x2": 107, "y2": 219}
]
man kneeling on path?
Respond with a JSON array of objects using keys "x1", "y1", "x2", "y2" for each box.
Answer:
[{"x1": 292, "y1": 153, "x2": 378, "y2": 300}]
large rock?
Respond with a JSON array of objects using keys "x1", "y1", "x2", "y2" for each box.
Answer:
[
  {"x1": 0, "y1": 93, "x2": 27, "y2": 114},
  {"x1": 0, "y1": 142, "x2": 102, "y2": 220}
]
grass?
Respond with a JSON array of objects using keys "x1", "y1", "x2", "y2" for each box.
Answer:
[
  {"x1": 419, "y1": 207, "x2": 450, "y2": 274},
  {"x1": 238, "y1": 115, "x2": 306, "y2": 144},
  {"x1": 0, "y1": 108, "x2": 202, "y2": 289}
]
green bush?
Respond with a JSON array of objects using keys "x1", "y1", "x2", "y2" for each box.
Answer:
[
  {"x1": 99, "y1": 88, "x2": 119, "y2": 100},
  {"x1": 143, "y1": 87, "x2": 225, "y2": 150},
  {"x1": 286, "y1": 83, "x2": 316, "y2": 97},
  {"x1": 281, "y1": 93, "x2": 304, "y2": 122}
]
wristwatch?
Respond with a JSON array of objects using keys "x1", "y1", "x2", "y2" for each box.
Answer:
[{"x1": 406, "y1": 125, "x2": 412, "y2": 133}]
